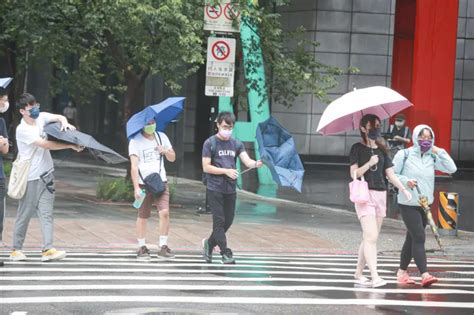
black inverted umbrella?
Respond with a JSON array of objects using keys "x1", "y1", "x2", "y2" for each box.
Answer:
[{"x1": 43, "y1": 122, "x2": 127, "y2": 164}]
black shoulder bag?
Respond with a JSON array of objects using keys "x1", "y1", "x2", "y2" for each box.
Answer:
[{"x1": 139, "y1": 132, "x2": 166, "y2": 196}]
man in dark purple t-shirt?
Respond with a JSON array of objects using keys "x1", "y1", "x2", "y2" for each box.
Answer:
[{"x1": 202, "y1": 111, "x2": 263, "y2": 264}]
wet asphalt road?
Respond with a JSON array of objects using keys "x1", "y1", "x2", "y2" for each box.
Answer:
[
  {"x1": 237, "y1": 164, "x2": 474, "y2": 232},
  {"x1": 1, "y1": 250, "x2": 473, "y2": 314}
]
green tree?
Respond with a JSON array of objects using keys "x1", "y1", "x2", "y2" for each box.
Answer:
[{"x1": 1, "y1": 0, "x2": 352, "y2": 134}]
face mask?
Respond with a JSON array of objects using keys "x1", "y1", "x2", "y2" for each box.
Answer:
[
  {"x1": 29, "y1": 106, "x2": 40, "y2": 119},
  {"x1": 0, "y1": 101, "x2": 9, "y2": 113},
  {"x1": 367, "y1": 128, "x2": 381, "y2": 140},
  {"x1": 218, "y1": 129, "x2": 232, "y2": 139},
  {"x1": 143, "y1": 123, "x2": 156, "y2": 135},
  {"x1": 418, "y1": 139, "x2": 433, "y2": 152},
  {"x1": 395, "y1": 120, "x2": 404, "y2": 128}
]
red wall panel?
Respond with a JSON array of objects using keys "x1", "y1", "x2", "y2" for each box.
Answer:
[{"x1": 391, "y1": 0, "x2": 458, "y2": 152}]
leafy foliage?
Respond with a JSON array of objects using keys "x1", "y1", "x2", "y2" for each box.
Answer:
[
  {"x1": 1, "y1": 0, "x2": 353, "y2": 116},
  {"x1": 96, "y1": 177, "x2": 135, "y2": 202}
]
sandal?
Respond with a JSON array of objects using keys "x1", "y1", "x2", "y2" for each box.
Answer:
[
  {"x1": 372, "y1": 277, "x2": 387, "y2": 288},
  {"x1": 354, "y1": 275, "x2": 372, "y2": 286},
  {"x1": 421, "y1": 275, "x2": 438, "y2": 287},
  {"x1": 397, "y1": 273, "x2": 416, "y2": 285}
]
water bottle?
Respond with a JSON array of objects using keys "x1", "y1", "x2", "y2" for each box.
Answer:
[{"x1": 133, "y1": 189, "x2": 146, "y2": 209}]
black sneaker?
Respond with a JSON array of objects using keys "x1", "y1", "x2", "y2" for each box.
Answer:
[
  {"x1": 158, "y1": 245, "x2": 175, "y2": 259},
  {"x1": 136, "y1": 246, "x2": 151, "y2": 261},
  {"x1": 202, "y1": 238, "x2": 212, "y2": 263},
  {"x1": 196, "y1": 207, "x2": 212, "y2": 215},
  {"x1": 221, "y1": 248, "x2": 235, "y2": 264}
]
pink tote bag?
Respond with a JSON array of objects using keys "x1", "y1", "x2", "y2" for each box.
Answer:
[{"x1": 349, "y1": 171, "x2": 370, "y2": 204}]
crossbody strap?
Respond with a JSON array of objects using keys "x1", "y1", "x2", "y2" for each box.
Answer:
[{"x1": 138, "y1": 132, "x2": 164, "y2": 181}]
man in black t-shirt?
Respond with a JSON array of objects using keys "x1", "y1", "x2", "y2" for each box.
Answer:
[
  {"x1": 385, "y1": 113, "x2": 411, "y2": 152},
  {"x1": 201, "y1": 111, "x2": 262, "y2": 264}
]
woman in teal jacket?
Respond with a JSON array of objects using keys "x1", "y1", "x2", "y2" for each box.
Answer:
[{"x1": 393, "y1": 124, "x2": 457, "y2": 287}]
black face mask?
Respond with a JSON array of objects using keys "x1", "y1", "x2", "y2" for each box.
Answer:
[{"x1": 367, "y1": 128, "x2": 381, "y2": 140}]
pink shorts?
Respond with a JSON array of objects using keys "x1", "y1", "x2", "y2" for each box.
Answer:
[{"x1": 354, "y1": 190, "x2": 387, "y2": 219}]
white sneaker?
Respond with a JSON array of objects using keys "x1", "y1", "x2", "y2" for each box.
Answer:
[
  {"x1": 41, "y1": 248, "x2": 66, "y2": 262},
  {"x1": 9, "y1": 250, "x2": 27, "y2": 261}
]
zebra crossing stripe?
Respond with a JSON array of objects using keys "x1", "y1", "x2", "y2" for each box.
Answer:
[
  {"x1": 0, "y1": 267, "x2": 377, "y2": 277},
  {"x1": 0, "y1": 284, "x2": 473, "y2": 295},
  {"x1": 32, "y1": 257, "x2": 474, "y2": 268},
  {"x1": 1, "y1": 275, "x2": 473, "y2": 288},
  {"x1": 1, "y1": 296, "x2": 473, "y2": 308},
  {"x1": 2, "y1": 261, "x2": 395, "y2": 273},
  {"x1": 2, "y1": 252, "x2": 472, "y2": 264}
]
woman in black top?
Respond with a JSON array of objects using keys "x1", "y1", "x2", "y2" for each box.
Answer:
[{"x1": 349, "y1": 114, "x2": 412, "y2": 287}]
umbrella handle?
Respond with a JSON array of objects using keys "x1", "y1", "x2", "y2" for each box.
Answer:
[
  {"x1": 240, "y1": 167, "x2": 256, "y2": 176},
  {"x1": 414, "y1": 184, "x2": 421, "y2": 195}
]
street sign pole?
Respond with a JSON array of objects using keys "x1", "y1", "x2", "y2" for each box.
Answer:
[{"x1": 230, "y1": 0, "x2": 273, "y2": 185}]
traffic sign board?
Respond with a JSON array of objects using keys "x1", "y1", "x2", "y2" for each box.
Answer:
[
  {"x1": 206, "y1": 37, "x2": 236, "y2": 97},
  {"x1": 211, "y1": 41, "x2": 231, "y2": 61},
  {"x1": 205, "y1": 4, "x2": 222, "y2": 19},
  {"x1": 224, "y1": 3, "x2": 240, "y2": 20},
  {"x1": 204, "y1": 1, "x2": 240, "y2": 33}
]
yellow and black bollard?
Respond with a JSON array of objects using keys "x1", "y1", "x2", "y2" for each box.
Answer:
[{"x1": 438, "y1": 192, "x2": 459, "y2": 236}]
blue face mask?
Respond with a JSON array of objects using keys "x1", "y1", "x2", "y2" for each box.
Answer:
[{"x1": 29, "y1": 106, "x2": 40, "y2": 119}]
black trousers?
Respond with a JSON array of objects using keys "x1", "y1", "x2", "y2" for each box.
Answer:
[
  {"x1": 399, "y1": 204, "x2": 428, "y2": 274},
  {"x1": 207, "y1": 189, "x2": 236, "y2": 254},
  {"x1": 0, "y1": 178, "x2": 5, "y2": 241}
]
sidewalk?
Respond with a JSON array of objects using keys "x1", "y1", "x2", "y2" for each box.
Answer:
[{"x1": 2, "y1": 159, "x2": 473, "y2": 259}]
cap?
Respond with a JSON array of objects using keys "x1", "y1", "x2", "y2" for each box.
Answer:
[{"x1": 395, "y1": 113, "x2": 406, "y2": 120}]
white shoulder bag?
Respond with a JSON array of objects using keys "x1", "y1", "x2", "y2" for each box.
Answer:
[{"x1": 8, "y1": 147, "x2": 38, "y2": 199}]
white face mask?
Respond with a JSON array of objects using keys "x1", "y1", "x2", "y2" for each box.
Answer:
[
  {"x1": 0, "y1": 101, "x2": 9, "y2": 113},
  {"x1": 218, "y1": 129, "x2": 232, "y2": 139}
]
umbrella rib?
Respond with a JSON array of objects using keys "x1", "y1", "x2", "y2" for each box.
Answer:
[{"x1": 382, "y1": 104, "x2": 391, "y2": 117}]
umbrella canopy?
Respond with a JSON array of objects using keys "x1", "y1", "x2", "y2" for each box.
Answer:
[
  {"x1": 0, "y1": 77, "x2": 13, "y2": 88},
  {"x1": 256, "y1": 117, "x2": 305, "y2": 192},
  {"x1": 126, "y1": 97, "x2": 185, "y2": 139},
  {"x1": 43, "y1": 122, "x2": 128, "y2": 164},
  {"x1": 316, "y1": 86, "x2": 413, "y2": 135}
]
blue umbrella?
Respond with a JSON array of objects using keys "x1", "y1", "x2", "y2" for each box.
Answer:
[
  {"x1": 126, "y1": 97, "x2": 185, "y2": 139},
  {"x1": 256, "y1": 117, "x2": 305, "y2": 192}
]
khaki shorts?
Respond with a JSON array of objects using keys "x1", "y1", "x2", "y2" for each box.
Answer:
[{"x1": 138, "y1": 183, "x2": 170, "y2": 219}]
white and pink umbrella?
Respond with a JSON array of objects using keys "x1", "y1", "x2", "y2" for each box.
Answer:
[{"x1": 316, "y1": 86, "x2": 413, "y2": 135}]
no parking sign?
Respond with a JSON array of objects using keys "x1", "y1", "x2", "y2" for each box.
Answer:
[{"x1": 205, "y1": 37, "x2": 236, "y2": 97}]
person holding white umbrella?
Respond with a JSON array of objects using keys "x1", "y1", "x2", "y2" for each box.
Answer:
[
  {"x1": 349, "y1": 114, "x2": 412, "y2": 288},
  {"x1": 317, "y1": 86, "x2": 414, "y2": 287}
]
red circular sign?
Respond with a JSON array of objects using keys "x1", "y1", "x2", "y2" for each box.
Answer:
[
  {"x1": 224, "y1": 3, "x2": 240, "y2": 20},
  {"x1": 205, "y1": 4, "x2": 222, "y2": 19},
  {"x1": 211, "y1": 41, "x2": 231, "y2": 61}
]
